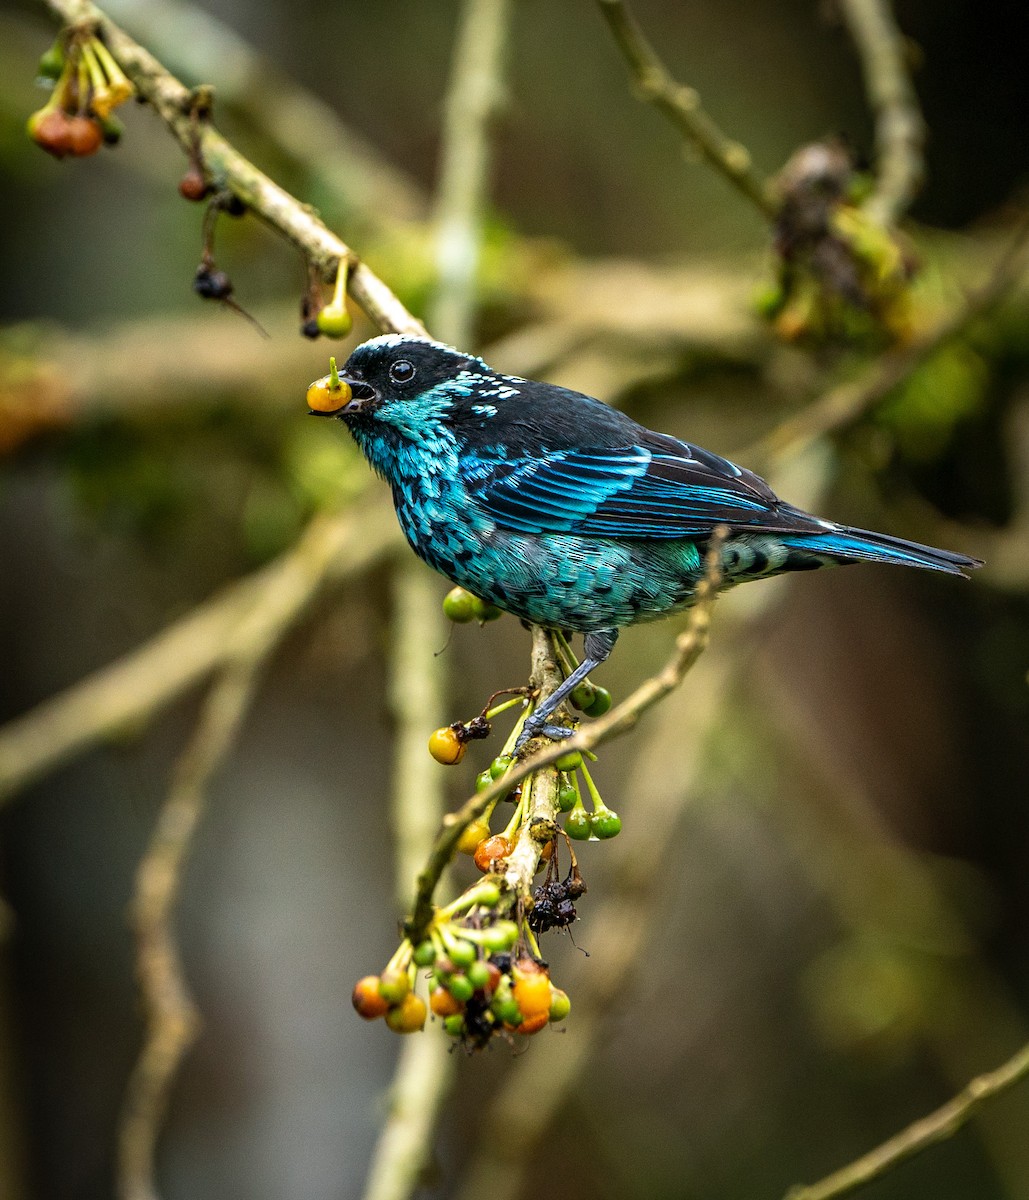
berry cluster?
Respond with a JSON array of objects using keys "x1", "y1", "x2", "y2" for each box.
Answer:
[
  {"x1": 353, "y1": 588, "x2": 623, "y2": 1048},
  {"x1": 27, "y1": 30, "x2": 134, "y2": 159},
  {"x1": 352, "y1": 882, "x2": 569, "y2": 1048}
]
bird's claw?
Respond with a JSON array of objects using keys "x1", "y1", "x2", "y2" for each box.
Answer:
[{"x1": 514, "y1": 721, "x2": 576, "y2": 755}]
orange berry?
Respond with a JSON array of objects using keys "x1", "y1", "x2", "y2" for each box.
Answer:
[
  {"x1": 515, "y1": 1010, "x2": 550, "y2": 1035},
  {"x1": 352, "y1": 975, "x2": 389, "y2": 1020},
  {"x1": 428, "y1": 726, "x2": 465, "y2": 765},
  {"x1": 512, "y1": 960, "x2": 552, "y2": 1020},
  {"x1": 27, "y1": 107, "x2": 73, "y2": 158},
  {"x1": 473, "y1": 834, "x2": 512, "y2": 873},
  {"x1": 65, "y1": 115, "x2": 102, "y2": 157},
  {"x1": 430, "y1": 987, "x2": 463, "y2": 1018}
]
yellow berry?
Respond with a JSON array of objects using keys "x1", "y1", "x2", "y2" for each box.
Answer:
[
  {"x1": 457, "y1": 818, "x2": 491, "y2": 855},
  {"x1": 428, "y1": 726, "x2": 466, "y2": 765},
  {"x1": 306, "y1": 377, "x2": 351, "y2": 413},
  {"x1": 385, "y1": 992, "x2": 427, "y2": 1034}
]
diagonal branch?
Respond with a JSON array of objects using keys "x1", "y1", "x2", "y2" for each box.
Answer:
[
  {"x1": 595, "y1": 0, "x2": 775, "y2": 218},
  {"x1": 0, "y1": 499, "x2": 401, "y2": 806},
  {"x1": 44, "y1": 0, "x2": 426, "y2": 336},
  {"x1": 785, "y1": 1037, "x2": 1029, "y2": 1200}
]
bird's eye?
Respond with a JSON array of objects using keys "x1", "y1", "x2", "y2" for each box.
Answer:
[{"x1": 389, "y1": 359, "x2": 416, "y2": 384}]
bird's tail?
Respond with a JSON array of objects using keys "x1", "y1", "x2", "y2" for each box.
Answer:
[{"x1": 780, "y1": 526, "x2": 982, "y2": 576}]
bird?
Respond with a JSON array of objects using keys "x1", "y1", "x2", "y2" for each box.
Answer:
[{"x1": 307, "y1": 334, "x2": 981, "y2": 749}]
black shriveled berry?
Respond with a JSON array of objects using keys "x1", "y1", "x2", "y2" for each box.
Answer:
[{"x1": 194, "y1": 264, "x2": 233, "y2": 300}]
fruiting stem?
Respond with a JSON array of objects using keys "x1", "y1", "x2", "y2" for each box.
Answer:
[
  {"x1": 484, "y1": 694, "x2": 526, "y2": 721},
  {"x1": 439, "y1": 880, "x2": 503, "y2": 918},
  {"x1": 578, "y1": 760, "x2": 607, "y2": 813},
  {"x1": 501, "y1": 775, "x2": 529, "y2": 841},
  {"x1": 328, "y1": 355, "x2": 340, "y2": 390}
]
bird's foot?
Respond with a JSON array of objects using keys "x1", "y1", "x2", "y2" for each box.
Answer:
[{"x1": 514, "y1": 720, "x2": 575, "y2": 755}]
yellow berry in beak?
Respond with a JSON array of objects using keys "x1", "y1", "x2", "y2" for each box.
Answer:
[{"x1": 306, "y1": 355, "x2": 351, "y2": 413}]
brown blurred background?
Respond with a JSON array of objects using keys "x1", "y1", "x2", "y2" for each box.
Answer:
[{"x1": 1, "y1": 1, "x2": 1028, "y2": 1199}]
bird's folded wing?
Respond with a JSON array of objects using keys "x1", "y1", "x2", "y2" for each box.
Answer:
[{"x1": 470, "y1": 437, "x2": 810, "y2": 539}]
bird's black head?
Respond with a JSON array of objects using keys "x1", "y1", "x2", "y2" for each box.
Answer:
[{"x1": 311, "y1": 335, "x2": 488, "y2": 421}]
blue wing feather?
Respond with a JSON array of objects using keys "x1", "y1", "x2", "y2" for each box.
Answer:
[{"x1": 470, "y1": 433, "x2": 815, "y2": 539}]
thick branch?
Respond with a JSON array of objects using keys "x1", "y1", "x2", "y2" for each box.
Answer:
[
  {"x1": 360, "y1": 4, "x2": 514, "y2": 1200},
  {"x1": 838, "y1": 0, "x2": 925, "y2": 226},
  {"x1": 596, "y1": 0, "x2": 775, "y2": 218}
]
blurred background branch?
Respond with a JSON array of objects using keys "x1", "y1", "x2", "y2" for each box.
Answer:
[
  {"x1": 838, "y1": 0, "x2": 925, "y2": 227},
  {"x1": 596, "y1": 0, "x2": 775, "y2": 218}
]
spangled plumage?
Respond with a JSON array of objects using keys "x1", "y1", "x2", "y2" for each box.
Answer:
[{"x1": 312, "y1": 334, "x2": 981, "y2": 746}]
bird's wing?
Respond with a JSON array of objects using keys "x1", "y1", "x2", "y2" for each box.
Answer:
[{"x1": 470, "y1": 433, "x2": 817, "y2": 539}]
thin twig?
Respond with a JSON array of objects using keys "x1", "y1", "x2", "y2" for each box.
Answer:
[
  {"x1": 596, "y1": 0, "x2": 775, "y2": 218},
  {"x1": 0, "y1": 500, "x2": 401, "y2": 807},
  {"x1": 838, "y1": 0, "x2": 925, "y2": 227},
  {"x1": 785, "y1": 1039, "x2": 1029, "y2": 1200},
  {"x1": 43, "y1": 0, "x2": 426, "y2": 335},
  {"x1": 118, "y1": 656, "x2": 260, "y2": 1200},
  {"x1": 404, "y1": 532, "x2": 726, "y2": 946},
  {"x1": 118, "y1": 492, "x2": 374, "y2": 1200}
]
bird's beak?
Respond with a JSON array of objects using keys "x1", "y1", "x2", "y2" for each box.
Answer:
[{"x1": 306, "y1": 373, "x2": 377, "y2": 417}]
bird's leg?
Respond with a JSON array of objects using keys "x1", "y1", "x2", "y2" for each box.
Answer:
[{"x1": 515, "y1": 629, "x2": 618, "y2": 753}]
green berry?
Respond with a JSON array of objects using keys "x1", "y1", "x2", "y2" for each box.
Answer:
[
  {"x1": 491, "y1": 996, "x2": 522, "y2": 1026},
  {"x1": 447, "y1": 973, "x2": 475, "y2": 1003},
  {"x1": 467, "y1": 960, "x2": 491, "y2": 990},
  {"x1": 442, "y1": 586, "x2": 477, "y2": 623},
  {"x1": 583, "y1": 686, "x2": 612, "y2": 717},
  {"x1": 412, "y1": 940, "x2": 436, "y2": 968},
  {"x1": 443, "y1": 1014, "x2": 467, "y2": 1037},
  {"x1": 591, "y1": 810, "x2": 622, "y2": 839},
  {"x1": 315, "y1": 305, "x2": 352, "y2": 337},
  {"x1": 570, "y1": 682, "x2": 596, "y2": 711},
  {"x1": 565, "y1": 809, "x2": 593, "y2": 840},
  {"x1": 557, "y1": 782, "x2": 578, "y2": 812},
  {"x1": 447, "y1": 938, "x2": 477, "y2": 968},
  {"x1": 478, "y1": 921, "x2": 519, "y2": 952},
  {"x1": 549, "y1": 987, "x2": 571, "y2": 1022},
  {"x1": 476, "y1": 769, "x2": 493, "y2": 793},
  {"x1": 470, "y1": 596, "x2": 503, "y2": 622},
  {"x1": 38, "y1": 42, "x2": 65, "y2": 80},
  {"x1": 555, "y1": 749, "x2": 582, "y2": 772},
  {"x1": 378, "y1": 967, "x2": 411, "y2": 1004},
  {"x1": 474, "y1": 880, "x2": 502, "y2": 907},
  {"x1": 490, "y1": 755, "x2": 513, "y2": 779}
]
